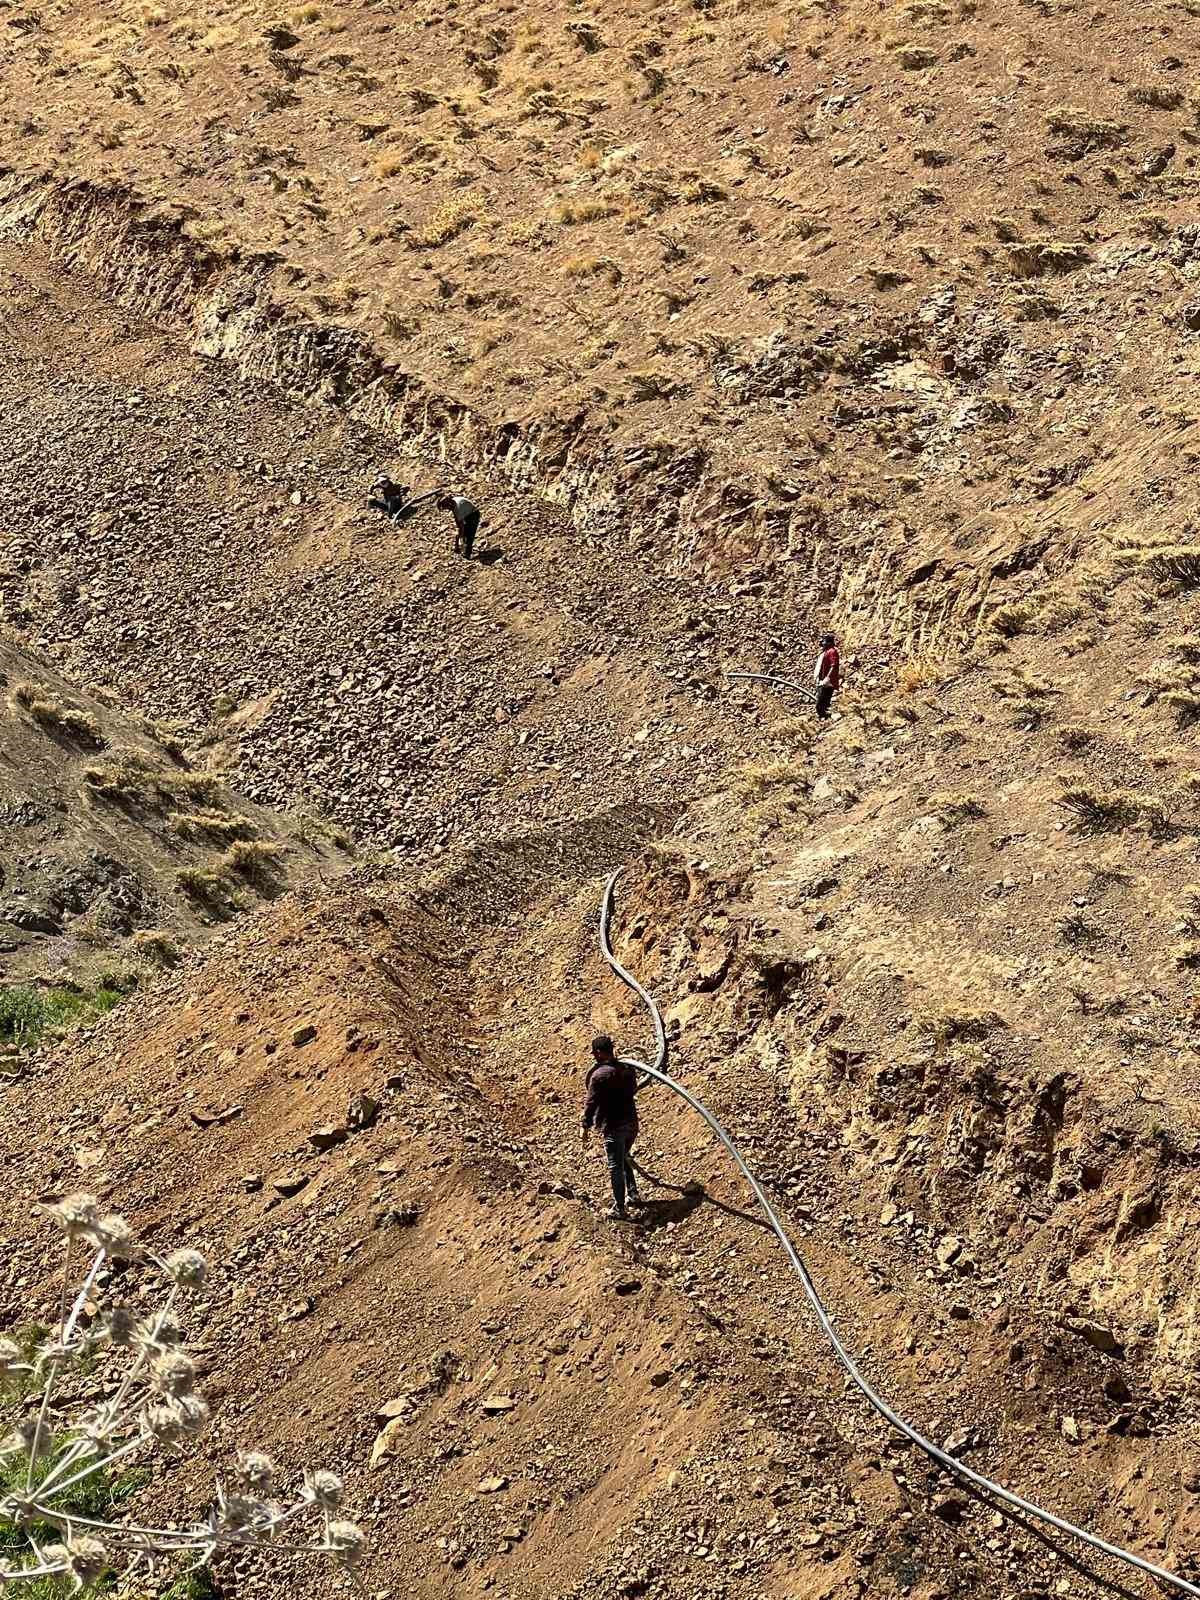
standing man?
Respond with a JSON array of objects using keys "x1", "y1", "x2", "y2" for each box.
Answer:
[
  {"x1": 581, "y1": 1035, "x2": 642, "y2": 1220},
  {"x1": 814, "y1": 632, "x2": 840, "y2": 719},
  {"x1": 438, "y1": 492, "x2": 482, "y2": 559}
]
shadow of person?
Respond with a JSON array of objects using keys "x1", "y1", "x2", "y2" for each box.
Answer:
[
  {"x1": 629, "y1": 1160, "x2": 771, "y2": 1232},
  {"x1": 477, "y1": 546, "x2": 505, "y2": 566}
]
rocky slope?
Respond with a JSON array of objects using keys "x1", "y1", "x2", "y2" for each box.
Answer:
[{"x1": 0, "y1": 633, "x2": 346, "y2": 987}]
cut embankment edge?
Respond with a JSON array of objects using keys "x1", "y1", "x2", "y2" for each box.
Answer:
[{"x1": 0, "y1": 168, "x2": 787, "y2": 571}]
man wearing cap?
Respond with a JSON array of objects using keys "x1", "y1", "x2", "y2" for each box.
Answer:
[{"x1": 368, "y1": 475, "x2": 410, "y2": 521}]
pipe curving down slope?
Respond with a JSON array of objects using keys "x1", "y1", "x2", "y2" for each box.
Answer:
[
  {"x1": 724, "y1": 671, "x2": 816, "y2": 702},
  {"x1": 599, "y1": 869, "x2": 1200, "y2": 1599}
]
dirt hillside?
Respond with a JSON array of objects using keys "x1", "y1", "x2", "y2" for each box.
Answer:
[
  {"x1": 1, "y1": 633, "x2": 347, "y2": 987},
  {"x1": 3, "y1": 2, "x2": 1200, "y2": 1598}
]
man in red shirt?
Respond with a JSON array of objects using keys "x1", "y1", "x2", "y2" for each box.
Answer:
[
  {"x1": 581, "y1": 1035, "x2": 643, "y2": 1220},
  {"x1": 814, "y1": 632, "x2": 840, "y2": 719}
]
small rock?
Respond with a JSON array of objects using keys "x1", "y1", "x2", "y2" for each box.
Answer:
[
  {"x1": 280, "y1": 1297, "x2": 313, "y2": 1323},
  {"x1": 1061, "y1": 1415, "x2": 1081, "y2": 1443},
  {"x1": 1064, "y1": 1316, "x2": 1124, "y2": 1357},
  {"x1": 375, "y1": 1203, "x2": 420, "y2": 1229},
  {"x1": 936, "y1": 1235, "x2": 963, "y2": 1268},
  {"x1": 310, "y1": 1125, "x2": 348, "y2": 1153},
  {"x1": 943, "y1": 1428, "x2": 972, "y2": 1456},
  {"x1": 376, "y1": 1396, "x2": 413, "y2": 1423},
  {"x1": 370, "y1": 1417, "x2": 407, "y2": 1469},
  {"x1": 613, "y1": 1279, "x2": 642, "y2": 1297},
  {"x1": 271, "y1": 1172, "x2": 309, "y2": 1197},
  {"x1": 292, "y1": 1024, "x2": 318, "y2": 1048},
  {"x1": 478, "y1": 1476, "x2": 509, "y2": 1494},
  {"x1": 190, "y1": 1103, "x2": 243, "y2": 1129},
  {"x1": 348, "y1": 1092, "x2": 379, "y2": 1130},
  {"x1": 481, "y1": 1395, "x2": 516, "y2": 1414},
  {"x1": 242, "y1": 1173, "x2": 263, "y2": 1193}
]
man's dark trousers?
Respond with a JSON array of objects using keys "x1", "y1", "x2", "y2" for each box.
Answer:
[{"x1": 604, "y1": 1132, "x2": 640, "y2": 1212}]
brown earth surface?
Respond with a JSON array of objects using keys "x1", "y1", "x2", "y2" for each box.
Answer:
[{"x1": 4, "y1": 3, "x2": 1200, "y2": 1598}]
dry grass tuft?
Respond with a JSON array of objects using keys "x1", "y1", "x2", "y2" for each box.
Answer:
[
  {"x1": 13, "y1": 683, "x2": 106, "y2": 746},
  {"x1": 411, "y1": 193, "x2": 486, "y2": 248},
  {"x1": 1055, "y1": 780, "x2": 1144, "y2": 833},
  {"x1": 171, "y1": 810, "x2": 258, "y2": 845},
  {"x1": 733, "y1": 758, "x2": 809, "y2": 800},
  {"x1": 129, "y1": 929, "x2": 182, "y2": 967},
  {"x1": 896, "y1": 660, "x2": 942, "y2": 693},
  {"x1": 223, "y1": 840, "x2": 286, "y2": 886},
  {"x1": 926, "y1": 791, "x2": 986, "y2": 826}
]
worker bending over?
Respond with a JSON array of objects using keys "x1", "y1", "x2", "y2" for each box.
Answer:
[{"x1": 439, "y1": 493, "x2": 482, "y2": 559}]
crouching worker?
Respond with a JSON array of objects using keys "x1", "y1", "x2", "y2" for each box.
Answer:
[
  {"x1": 368, "y1": 475, "x2": 410, "y2": 521},
  {"x1": 581, "y1": 1034, "x2": 643, "y2": 1221}
]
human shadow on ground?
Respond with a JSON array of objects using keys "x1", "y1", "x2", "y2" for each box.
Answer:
[{"x1": 628, "y1": 1160, "x2": 770, "y2": 1233}]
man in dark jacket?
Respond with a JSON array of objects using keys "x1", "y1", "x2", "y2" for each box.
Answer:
[
  {"x1": 581, "y1": 1034, "x2": 642, "y2": 1220},
  {"x1": 368, "y1": 475, "x2": 410, "y2": 520}
]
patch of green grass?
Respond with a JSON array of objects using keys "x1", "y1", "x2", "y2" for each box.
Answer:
[
  {"x1": 0, "y1": 1436, "x2": 150, "y2": 1592},
  {"x1": 0, "y1": 984, "x2": 126, "y2": 1052}
]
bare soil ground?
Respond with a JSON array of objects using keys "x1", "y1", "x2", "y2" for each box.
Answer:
[{"x1": 4, "y1": 2, "x2": 1200, "y2": 1598}]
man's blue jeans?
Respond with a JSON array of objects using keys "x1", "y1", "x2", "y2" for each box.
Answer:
[{"x1": 604, "y1": 1132, "x2": 640, "y2": 1213}]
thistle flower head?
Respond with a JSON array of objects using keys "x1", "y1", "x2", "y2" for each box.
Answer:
[
  {"x1": 214, "y1": 1489, "x2": 270, "y2": 1538},
  {"x1": 163, "y1": 1249, "x2": 208, "y2": 1290},
  {"x1": 42, "y1": 1193, "x2": 100, "y2": 1238},
  {"x1": 63, "y1": 1535, "x2": 109, "y2": 1587},
  {"x1": 74, "y1": 1409, "x2": 116, "y2": 1450},
  {"x1": 103, "y1": 1306, "x2": 136, "y2": 1347},
  {"x1": 238, "y1": 1451, "x2": 275, "y2": 1491},
  {"x1": 325, "y1": 1520, "x2": 367, "y2": 1569},
  {"x1": 150, "y1": 1350, "x2": 196, "y2": 1398},
  {"x1": 88, "y1": 1213, "x2": 140, "y2": 1260},
  {"x1": 142, "y1": 1399, "x2": 187, "y2": 1446},
  {"x1": 137, "y1": 1310, "x2": 184, "y2": 1350},
  {"x1": 0, "y1": 1336, "x2": 25, "y2": 1375},
  {"x1": 8, "y1": 1416, "x2": 55, "y2": 1460},
  {"x1": 303, "y1": 1468, "x2": 344, "y2": 1511}
]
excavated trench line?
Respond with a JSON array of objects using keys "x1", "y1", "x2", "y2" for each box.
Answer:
[{"x1": 599, "y1": 870, "x2": 1200, "y2": 1599}]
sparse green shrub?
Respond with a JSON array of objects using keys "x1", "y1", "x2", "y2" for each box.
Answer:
[{"x1": 0, "y1": 983, "x2": 124, "y2": 1052}]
